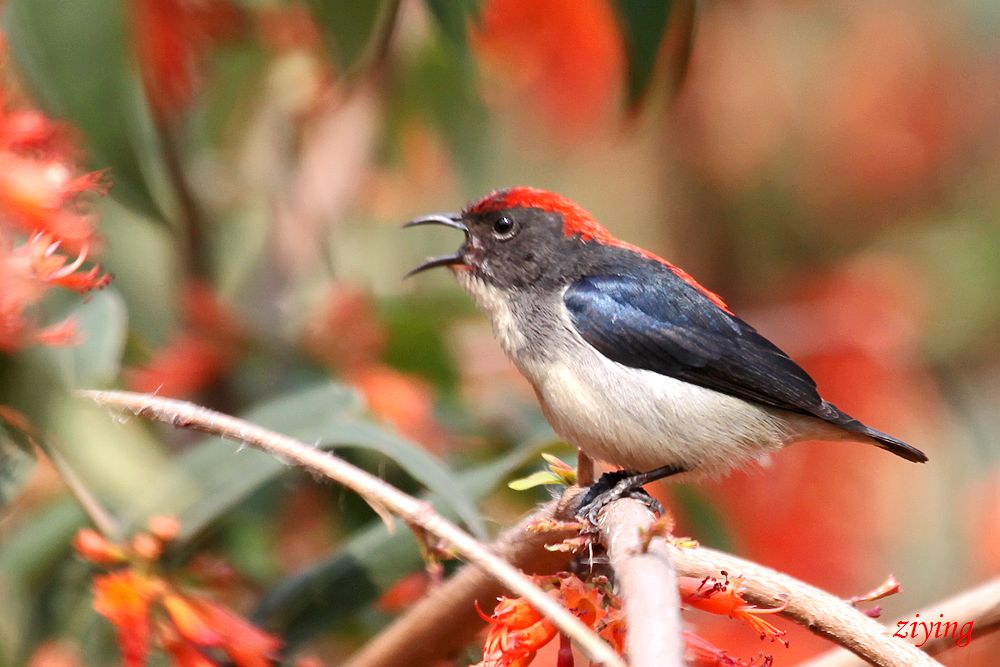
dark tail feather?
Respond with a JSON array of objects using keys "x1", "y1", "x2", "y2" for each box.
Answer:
[
  {"x1": 859, "y1": 426, "x2": 928, "y2": 463},
  {"x1": 823, "y1": 403, "x2": 929, "y2": 463}
]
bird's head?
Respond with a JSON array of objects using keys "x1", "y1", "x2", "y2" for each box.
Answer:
[{"x1": 405, "y1": 187, "x2": 616, "y2": 289}]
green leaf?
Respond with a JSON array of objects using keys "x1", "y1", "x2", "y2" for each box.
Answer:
[
  {"x1": 671, "y1": 485, "x2": 734, "y2": 552},
  {"x1": 127, "y1": 382, "x2": 485, "y2": 540},
  {"x1": 306, "y1": 0, "x2": 389, "y2": 73},
  {"x1": 424, "y1": 0, "x2": 482, "y2": 51},
  {"x1": 49, "y1": 398, "x2": 178, "y2": 527},
  {"x1": 380, "y1": 294, "x2": 470, "y2": 388},
  {"x1": 252, "y1": 438, "x2": 561, "y2": 645},
  {"x1": 4, "y1": 0, "x2": 165, "y2": 220},
  {"x1": 389, "y1": 40, "x2": 490, "y2": 187},
  {"x1": 611, "y1": 0, "x2": 681, "y2": 108},
  {"x1": 49, "y1": 290, "x2": 128, "y2": 389},
  {"x1": 507, "y1": 470, "x2": 563, "y2": 491},
  {"x1": 0, "y1": 499, "x2": 88, "y2": 665}
]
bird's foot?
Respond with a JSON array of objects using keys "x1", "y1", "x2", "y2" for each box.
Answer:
[
  {"x1": 574, "y1": 470, "x2": 664, "y2": 526},
  {"x1": 574, "y1": 464, "x2": 686, "y2": 526}
]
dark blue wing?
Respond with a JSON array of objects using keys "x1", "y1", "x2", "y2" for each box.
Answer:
[
  {"x1": 563, "y1": 274, "x2": 832, "y2": 418},
  {"x1": 564, "y1": 273, "x2": 928, "y2": 463}
]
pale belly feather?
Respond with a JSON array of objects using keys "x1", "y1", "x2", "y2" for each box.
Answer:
[{"x1": 526, "y1": 354, "x2": 794, "y2": 475}]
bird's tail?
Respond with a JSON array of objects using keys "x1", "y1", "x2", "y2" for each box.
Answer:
[
  {"x1": 825, "y1": 403, "x2": 928, "y2": 463},
  {"x1": 858, "y1": 426, "x2": 928, "y2": 463}
]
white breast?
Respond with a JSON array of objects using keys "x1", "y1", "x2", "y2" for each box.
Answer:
[
  {"x1": 529, "y1": 352, "x2": 794, "y2": 475},
  {"x1": 454, "y1": 270, "x2": 527, "y2": 354}
]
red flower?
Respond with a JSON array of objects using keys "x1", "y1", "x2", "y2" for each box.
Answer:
[
  {"x1": 474, "y1": 596, "x2": 558, "y2": 667},
  {"x1": 473, "y1": 575, "x2": 624, "y2": 666},
  {"x1": 0, "y1": 94, "x2": 111, "y2": 353},
  {"x1": 73, "y1": 529, "x2": 128, "y2": 566},
  {"x1": 304, "y1": 285, "x2": 452, "y2": 449},
  {"x1": 189, "y1": 599, "x2": 282, "y2": 667},
  {"x1": 130, "y1": 0, "x2": 242, "y2": 116},
  {"x1": 93, "y1": 571, "x2": 159, "y2": 667},
  {"x1": 160, "y1": 623, "x2": 217, "y2": 667},
  {"x1": 472, "y1": 0, "x2": 624, "y2": 142},
  {"x1": 125, "y1": 281, "x2": 243, "y2": 398},
  {"x1": 347, "y1": 364, "x2": 450, "y2": 450},
  {"x1": 598, "y1": 608, "x2": 626, "y2": 655},
  {"x1": 557, "y1": 575, "x2": 606, "y2": 628},
  {"x1": 679, "y1": 574, "x2": 788, "y2": 646},
  {"x1": 376, "y1": 572, "x2": 430, "y2": 613},
  {"x1": 0, "y1": 156, "x2": 104, "y2": 249},
  {"x1": 683, "y1": 631, "x2": 774, "y2": 667},
  {"x1": 77, "y1": 516, "x2": 281, "y2": 667}
]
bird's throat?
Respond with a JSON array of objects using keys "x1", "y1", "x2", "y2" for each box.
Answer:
[{"x1": 454, "y1": 271, "x2": 528, "y2": 356}]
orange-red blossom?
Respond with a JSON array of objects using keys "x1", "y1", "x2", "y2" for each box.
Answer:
[
  {"x1": 74, "y1": 516, "x2": 280, "y2": 667},
  {"x1": 0, "y1": 90, "x2": 111, "y2": 353},
  {"x1": 473, "y1": 575, "x2": 616, "y2": 666},
  {"x1": 130, "y1": 0, "x2": 242, "y2": 117},
  {"x1": 473, "y1": 571, "x2": 789, "y2": 666},
  {"x1": 679, "y1": 573, "x2": 789, "y2": 647}
]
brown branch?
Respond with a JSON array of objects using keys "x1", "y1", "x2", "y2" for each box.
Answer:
[
  {"x1": 667, "y1": 543, "x2": 941, "y2": 667},
  {"x1": 79, "y1": 389, "x2": 955, "y2": 667},
  {"x1": 802, "y1": 576, "x2": 1000, "y2": 666},
  {"x1": 366, "y1": 0, "x2": 402, "y2": 78},
  {"x1": 150, "y1": 112, "x2": 210, "y2": 281},
  {"x1": 345, "y1": 497, "x2": 581, "y2": 667},
  {"x1": 78, "y1": 390, "x2": 625, "y2": 667},
  {"x1": 599, "y1": 498, "x2": 683, "y2": 666},
  {"x1": 342, "y1": 486, "x2": 950, "y2": 667},
  {"x1": 350, "y1": 491, "x2": 689, "y2": 667}
]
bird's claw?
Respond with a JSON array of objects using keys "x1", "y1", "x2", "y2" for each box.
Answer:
[{"x1": 575, "y1": 471, "x2": 664, "y2": 526}]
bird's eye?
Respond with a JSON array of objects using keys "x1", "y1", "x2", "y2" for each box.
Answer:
[{"x1": 492, "y1": 215, "x2": 517, "y2": 239}]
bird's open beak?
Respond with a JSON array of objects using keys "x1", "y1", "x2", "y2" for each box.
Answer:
[{"x1": 403, "y1": 212, "x2": 470, "y2": 277}]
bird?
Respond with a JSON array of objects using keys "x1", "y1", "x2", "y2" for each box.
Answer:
[{"x1": 405, "y1": 186, "x2": 927, "y2": 518}]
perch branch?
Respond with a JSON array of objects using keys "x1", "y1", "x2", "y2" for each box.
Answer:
[
  {"x1": 341, "y1": 485, "x2": 950, "y2": 667},
  {"x1": 802, "y1": 576, "x2": 1000, "y2": 666},
  {"x1": 667, "y1": 543, "x2": 940, "y2": 667},
  {"x1": 346, "y1": 497, "x2": 581, "y2": 667},
  {"x1": 39, "y1": 446, "x2": 119, "y2": 539},
  {"x1": 78, "y1": 390, "x2": 625, "y2": 667},
  {"x1": 599, "y1": 498, "x2": 683, "y2": 666}
]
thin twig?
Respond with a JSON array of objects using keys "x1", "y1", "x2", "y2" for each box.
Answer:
[
  {"x1": 151, "y1": 113, "x2": 210, "y2": 280},
  {"x1": 577, "y1": 450, "x2": 595, "y2": 486},
  {"x1": 39, "y1": 446, "x2": 120, "y2": 539},
  {"x1": 599, "y1": 498, "x2": 683, "y2": 666},
  {"x1": 667, "y1": 543, "x2": 941, "y2": 667},
  {"x1": 346, "y1": 497, "x2": 582, "y2": 667},
  {"x1": 0, "y1": 408, "x2": 120, "y2": 538},
  {"x1": 801, "y1": 576, "x2": 1000, "y2": 666},
  {"x1": 366, "y1": 0, "x2": 402, "y2": 77},
  {"x1": 78, "y1": 390, "x2": 625, "y2": 667}
]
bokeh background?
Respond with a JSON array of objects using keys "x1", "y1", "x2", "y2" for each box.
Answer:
[{"x1": 1, "y1": 0, "x2": 998, "y2": 665}]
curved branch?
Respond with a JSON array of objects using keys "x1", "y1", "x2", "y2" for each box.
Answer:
[
  {"x1": 81, "y1": 389, "x2": 957, "y2": 667},
  {"x1": 667, "y1": 543, "x2": 941, "y2": 667},
  {"x1": 351, "y1": 487, "x2": 940, "y2": 667},
  {"x1": 78, "y1": 390, "x2": 625, "y2": 667},
  {"x1": 802, "y1": 576, "x2": 1000, "y2": 666},
  {"x1": 599, "y1": 498, "x2": 683, "y2": 666},
  {"x1": 346, "y1": 498, "x2": 581, "y2": 667}
]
